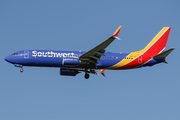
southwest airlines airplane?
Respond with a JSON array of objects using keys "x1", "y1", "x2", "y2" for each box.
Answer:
[{"x1": 5, "y1": 26, "x2": 174, "y2": 79}]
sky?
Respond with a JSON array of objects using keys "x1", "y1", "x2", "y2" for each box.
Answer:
[{"x1": 0, "y1": 0, "x2": 180, "y2": 120}]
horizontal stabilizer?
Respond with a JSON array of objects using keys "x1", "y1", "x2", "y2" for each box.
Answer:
[{"x1": 153, "y1": 48, "x2": 175, "y2": 62}]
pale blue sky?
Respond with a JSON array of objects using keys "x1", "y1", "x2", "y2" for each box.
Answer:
[{"x1": 0, "y1": 0, "x2": 180, "y2": 120}]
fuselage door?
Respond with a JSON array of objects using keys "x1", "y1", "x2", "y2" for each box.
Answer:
[
  {"x1": 138, "y1": 55, "x2": 142, "y2": 64},
  {"x1": 24, "y1": 51, "x2": 29, "y2": 59}
]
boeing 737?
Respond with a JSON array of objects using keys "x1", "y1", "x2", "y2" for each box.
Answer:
[{"x1": 5, "y1": 26, "x2": 174, "y2": 79}]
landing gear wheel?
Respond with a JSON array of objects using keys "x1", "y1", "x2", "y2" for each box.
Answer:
[
  {"x1": 85, "y1": 73, "x2": 90, "y2": 79},
  {"x1": 20, "y1": 68, "x2": 23, "y2": 72}
]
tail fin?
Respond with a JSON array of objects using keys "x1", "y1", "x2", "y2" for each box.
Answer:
[{"x1": 142, "y1": 27, "x2": 171, "y2": 56}]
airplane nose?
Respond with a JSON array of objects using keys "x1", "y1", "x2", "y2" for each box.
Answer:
[{"x1": 4, "y1": 56, "x2": 12, "y2": 63}]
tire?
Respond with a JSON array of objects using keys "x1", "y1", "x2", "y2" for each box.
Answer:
[
  {"x1": 84, "y1": 73, "x2": 90, "y2": 79},
  {"x1": 20, "y1": 68, "x2": 23, "y2": 72}
]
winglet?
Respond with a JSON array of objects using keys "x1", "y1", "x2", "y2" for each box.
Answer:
[{"x1": 113, "y1": 25, "x2": 122, "y2": 40}]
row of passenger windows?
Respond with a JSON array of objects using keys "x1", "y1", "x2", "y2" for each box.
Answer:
[
  {"x1": 56, "y1": 54, "x2": 133, "y2": 59},
  {"x1": 53, "y1": 54, "x2": 78, "y2": 57},
  {"x1": 61, "y1": 54, "x2": 131, "y2": 59},
  {"x1": 57, "y1": 54, "x2": 132, "y2": 59},
  {"x1": 60, "y1": 54, "x2": 132, "y2": 59},
  {"x1": 101, "y1": 56, "x2": 133, "y2": 59},
  {"x1": 34, "y1": 53, "x2": 133, "y2": 59},
  {"x1": 12, "y1": 52, "x2": 133, "y2": 60},
  {"x1": 13, "y1": 52, "x2": 133, "y2": 59},
  {"x1": 10, "y1": 51, "x2": 133, "y2": 60}
]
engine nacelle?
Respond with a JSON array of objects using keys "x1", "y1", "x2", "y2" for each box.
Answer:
[
  {"x1": 62, "y1": 57, "x2": 79, "y2": 66},
  {"x1": 60, "y1": 68, "x2": 79, "y2": 76}
]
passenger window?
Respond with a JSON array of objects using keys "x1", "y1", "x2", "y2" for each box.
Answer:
[{"x1": 12, "y1": 53, "x2": 18, "y2": 55}]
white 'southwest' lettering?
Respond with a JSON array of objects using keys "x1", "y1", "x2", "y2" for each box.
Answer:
[{"x1": 32, "y1": 51, "x2": 75, "y2": 58}]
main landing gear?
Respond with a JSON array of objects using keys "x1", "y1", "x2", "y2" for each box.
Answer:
[
  {"x1": 84, "y1": 73, "x2": 90, "y2": 79},
  {"x1": 84, "y1": 66, "x2": 90, "y2": 79}
]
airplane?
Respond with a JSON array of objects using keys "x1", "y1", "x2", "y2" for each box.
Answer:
[{"x1": 5, "y1": 25, "x2": 175, "y2": 79}]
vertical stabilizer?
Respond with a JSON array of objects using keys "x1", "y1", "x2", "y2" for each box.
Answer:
[{"x1": 142, "y1": 27, "x2": 171, "y2": 56}]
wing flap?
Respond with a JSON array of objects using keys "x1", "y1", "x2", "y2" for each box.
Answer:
[{"x1": 89, "y1": 55, "x2": 101, "y2": 61}]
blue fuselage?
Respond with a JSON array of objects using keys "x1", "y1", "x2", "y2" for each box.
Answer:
[{"x1": 5, "y1": 50, "x2": 160, "y2": 70}]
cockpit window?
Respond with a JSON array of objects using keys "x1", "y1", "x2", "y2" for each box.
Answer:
[{"x1": 12, "y1": 53, "x2": 18, "y2": 55}]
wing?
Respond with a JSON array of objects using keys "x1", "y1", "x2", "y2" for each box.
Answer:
[{"x1": 79, "y1": 25, "x2": 122, "y2": 65}]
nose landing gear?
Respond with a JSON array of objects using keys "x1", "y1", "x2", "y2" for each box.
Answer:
[
  {"x1": 20, "y1": 68, "x2": 23, "y2": 72},
  {"x1": 14, "y1": 64, "x2": 23, "y2": 73}
]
